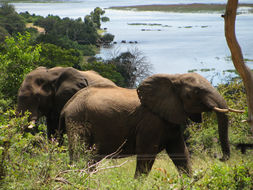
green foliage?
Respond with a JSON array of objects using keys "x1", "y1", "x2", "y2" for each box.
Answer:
[
  {"x1": 34, "y1": 11, "x2": 99, "y2": 45},
  {"x1": 38, "y1": 43, "x2": 81, "y2": 68},
  {"x1": 0, "y1": 26, "x2": 10, "y2": 42},
  {"x1": 81, "y1": 61, "x2": 125, "y2": 87},
  {"x1": 0, "y1": 32, "x2": 41, "y2": 102},
  {"x1": 101, "y1": 16, "x2": 110, "y2": 22},
  {"x1": 36, "y1": 34, "x2": 97, "y2": 56},
  {"x1": 0, "y1": 3, "x2": 26, "y2": 36},
  {"x1": 81, "y1": 44, "x2": 97, "y2": 56},
  {"x1": 0, "y1": 109, "x2": 69, "y2": 189},
  {"x1": 19, "y1": 11, "x2": 43, "y2": 24},
  {"x1": 90, "y1": 7, "x2": 105, "y2": 29},
  {"x1": 199, "y1": 161, "x2": 253, "y2": 189},
  {"x1": 101, "y1": 33, "x2": 114, "y2": 44}
]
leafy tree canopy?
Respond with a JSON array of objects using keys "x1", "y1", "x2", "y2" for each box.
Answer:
[
  {"x1": 0, "y1": 3, "x2": 25, "y2": 36},
  {"x1": 38, "y1": 43, "x2": 81, "y2": 69}
]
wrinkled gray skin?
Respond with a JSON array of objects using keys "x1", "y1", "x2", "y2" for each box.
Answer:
[
  {"x1": 59, "y1": 73, "x2": 229, "y2": 178},
  {"x1": 17, "y1": 66, "x2": 116, "y2": 140}
]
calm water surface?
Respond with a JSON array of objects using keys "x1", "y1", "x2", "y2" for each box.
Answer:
[{"x1": 13, "y1": 0, "x2": 253, "y2": 84}]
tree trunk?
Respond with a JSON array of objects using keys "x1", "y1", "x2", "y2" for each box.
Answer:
[{"x1": 224, "y1": 0, "x2": 253, "y2": 134}]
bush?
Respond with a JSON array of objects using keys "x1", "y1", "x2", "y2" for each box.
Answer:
[
  {"x1": 0, "y1": 32, "x2": 41, "y2": 102},
  {"x1": 101, "y1": 33, "x2": 114, "y2": 44},
  {"x1": 38, "y1": 43, "x2": 81, "y2": 68}
]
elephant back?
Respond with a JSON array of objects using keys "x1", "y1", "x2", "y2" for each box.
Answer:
[{"x1": 80, "y1": 70, "x2": 116, "y2": 87}]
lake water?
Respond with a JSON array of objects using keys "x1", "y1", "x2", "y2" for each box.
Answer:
[{"x1": 13, "y1": 0, "x2": 253, "y2": 84}]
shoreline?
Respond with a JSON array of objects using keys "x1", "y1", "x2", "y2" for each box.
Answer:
[{"x1": 108, "y1": 3, "x2": 253, "y2": 13}]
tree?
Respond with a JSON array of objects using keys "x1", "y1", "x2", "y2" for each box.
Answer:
[
  {"x1": 0, "y1": 3, "x2": 26, "y2": 35},
  {"x1": 224, "y1": 0, "x2": 253, "y2": 134},
  {"x1": 107, "y1": 48, "x2": 153, "y2": 88},
  {"x1": 101, "y1": 16, "x2": 110, "y2": 22},
  {"x1": 90, "y1": 7, "x2": 105, "y2": 29},
  {"x1": 100, "y1": 33, "x2": 114, "y2": 45},
  {"x1": 38, "y1": 43, "x2": 81, "y2": 69},
  {"x1": 35, "y1": 14, "x2": 99, "y2": 45}
]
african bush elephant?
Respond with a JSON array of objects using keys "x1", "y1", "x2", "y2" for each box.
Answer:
[
  {"x1": 59, "y1": 73, "x2": 238, "y2": 178},
  {"x1": 17, "y1": 66, "x2": 116, "y2": 140}
]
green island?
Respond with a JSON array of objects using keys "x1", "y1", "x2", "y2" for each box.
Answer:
[{"x1": 109, "y1": 3, "x2": 253, "y2": 13}]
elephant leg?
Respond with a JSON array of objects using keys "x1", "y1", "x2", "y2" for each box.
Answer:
[
  {"x1": 46, "y1": 115, "x2": 58, "y2": 140},
  {"x1": 67, "y1": 120, "x2": 93, "y2": 163},
  {"x1": 134, "y1": 113, "x2": 166, "y2": 178},
  {"x1": 46, "y1": 117, "x2": 54, "y2": 139},
  {"x1": 134, "y1": 155, "x2": 156, "y2": 178},
  {"x1": 166, "y1": 128, "x2": 191, "y2": 176}
]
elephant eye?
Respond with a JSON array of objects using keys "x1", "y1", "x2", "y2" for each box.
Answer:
[
  {"x1": 42, "y1": 83, "x2": 51, "y2": 93},
  {"x1": 35, "y1": 78, "x2": 45, "y2": 86}
]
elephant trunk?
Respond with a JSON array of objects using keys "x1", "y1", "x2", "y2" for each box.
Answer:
[
  {"x1": 216, "y1": 112, "x2": 230, "y2": 161},
  {"x1": 17, "y1": 101, "x2": 39, "y2": 121},
  {"x1": 210, "y1": 93, "x2": 230, "y2": 161},
  {"x1": 203, "y1": 91, "x2": 230, "y2": 161}
]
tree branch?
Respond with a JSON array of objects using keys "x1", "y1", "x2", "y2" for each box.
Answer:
[{"x1": 224, "y1": 0, "x2": 253, "y2": 134}]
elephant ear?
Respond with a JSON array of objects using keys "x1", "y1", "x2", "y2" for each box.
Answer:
[
  {"x1": 54, "y1": 68, "x2": 88, "y2": 109},
  {"x1": 137, "y1": 74, "x2": 187, "y2": 124}
]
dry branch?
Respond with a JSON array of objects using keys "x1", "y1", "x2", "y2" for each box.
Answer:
[{"x1": 54, "y1": 140, "x2": 128, "y2": 180}]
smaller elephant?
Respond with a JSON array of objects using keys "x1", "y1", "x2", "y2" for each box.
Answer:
[
  {"x1": 17, "y1": 66, "x2": 116, "y2": 141},
  {"x1": 59, "y1": 73, "x2": 241, "y2": 177}
]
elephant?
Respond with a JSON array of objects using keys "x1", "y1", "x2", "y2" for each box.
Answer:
[
  {"x1": 17, "y1": 66, "x2": 116, "y2": 140},
  {"x1": 59, "y1": 73, "x2": 239, "y2": 178}
]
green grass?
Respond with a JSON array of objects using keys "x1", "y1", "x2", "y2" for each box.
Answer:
[
  {"x1": 108, "y1": 3, "x2": 253, "y2": 13},
  {"x1": 1, "y1": 146, "x2": 252, "y2": 189}
]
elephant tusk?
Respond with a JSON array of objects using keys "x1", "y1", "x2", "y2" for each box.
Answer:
[
  {"x1": 28, "y1": 120, "x2": 36, "y2": 129},
  {"x1": 213, "y1": 107, "x2": 244, "y2": 113},
  {"x1": 228, "y1": 108, "x2": 245, "y2": 113}
]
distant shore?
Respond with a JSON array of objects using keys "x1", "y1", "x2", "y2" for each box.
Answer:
[{"x1": 108, "y1": 3, "x2": 253, "y2": 13}]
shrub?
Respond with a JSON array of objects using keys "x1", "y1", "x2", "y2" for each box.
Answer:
[
  {"x1": 38, "y1": 43, "x2": 81, "y2": 68},
  {"x1": 0, "y1": 32, "x2": 41, "y2": 102},
  {"x1": 101, "y1": 33, "x2": 114, "y2": 44}
]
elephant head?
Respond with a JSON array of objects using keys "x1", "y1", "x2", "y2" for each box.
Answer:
[
  {"x1": 17, "y1": 66, "x2": 115, "y2": 139},
  {"x1": 137, "y1": 73, "x2": 236, "y2": 161}
]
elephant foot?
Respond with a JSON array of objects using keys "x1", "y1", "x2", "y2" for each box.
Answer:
[
  {"x1": 134, "y1": 155, "x2": 155, "y2": 178},
  {"x1": 219, "y1": 154, "x2": 230, "y2": 162}
]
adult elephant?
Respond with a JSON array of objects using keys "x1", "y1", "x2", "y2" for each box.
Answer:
[
  {"x1": 59, "y1": 73, "x2": 241, "y2": 178},
  {"x1": 17, "y1": 66, "x2": 116, "y2": 140}
]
